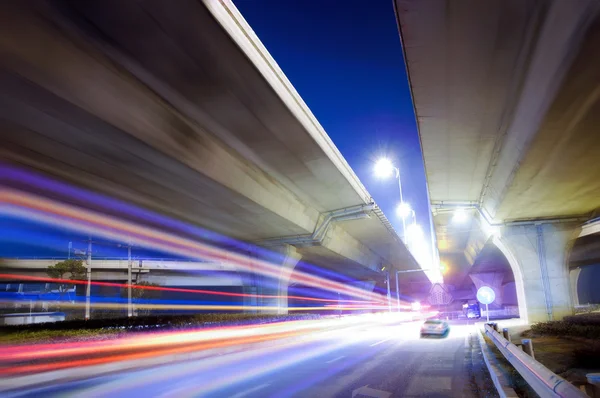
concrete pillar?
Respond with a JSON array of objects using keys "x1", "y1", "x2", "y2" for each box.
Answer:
[
  {"x1": 569, "y1": 267, "x2": 582, "y2": 307},
  {"x1": 494, "y1": 223, "x2": 579, "y2": 323},
  {"x1": 245, "y1": 245, "x2": 302, "y2": 314},
  {"x1": 273, "y1": 245, "x2": 301, "y2": 314}
]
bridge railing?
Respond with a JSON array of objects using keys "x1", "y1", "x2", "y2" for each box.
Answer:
[{"x1": 483, "y1": 323, "x2": 587, "y2": 397}]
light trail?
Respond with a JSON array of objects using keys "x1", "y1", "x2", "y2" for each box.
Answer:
[
  {"x1": 33, "y1": 312, "x2": 430, "y2": 397},
  {"x1": 1, "y1": 187, "x2": 397, "y2": 304},
  {"x1": 0, "y1": 273, "x2": 378, "y2": 305},
  {"x1": 0, "y1": 300, "x2": 388, "y2": 314},
  {"x1": 0, "y1": 313, "x2": 422, "y2": 378}
]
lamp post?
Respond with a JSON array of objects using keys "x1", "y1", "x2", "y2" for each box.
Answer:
[
  {"x1": 395, "y1": 270, "x2": 401, "y2": 312},
  {"x1": 382, "y1": 268, "x2": 392, "y2": 313},
  {"x1": 374, "y1": 158, "x2": 407, "y2": 242},
  {"x1": 396, "y1": 202, "x2": 418, "y2": 250},
  {"x1": 374, "y1": 157, "x2": 442, "y2": 283},
  {"x1": 118, "y1": 242, "x2": 134, "y2": 318},
  {"x1": 394, "y1": 265, "x2": 448, "y2": 312}
]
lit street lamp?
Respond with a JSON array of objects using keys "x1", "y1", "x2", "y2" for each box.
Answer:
[
  {"x1": 374, "y1": 158, "x2": 407, "y2": 242},
  {"x1": 396, "y1": 202, "x2": 413, "y2": 219},
  {"x1": 373, "y1": 156, "x2": 443, "y2": 291},
  {"x1": 453, "y1": 208, "x2": 468, "y2": 223},
  {"x1": 394, "y1": 263, "x2": 449, "y2": 312},
  {"x1": 397, "y1": 203, "x2": 418, "y2": 248}
]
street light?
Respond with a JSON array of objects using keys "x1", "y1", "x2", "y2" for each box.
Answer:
[
  {"x1": 396, "y1": 202, "x2": 413, "y2": 219},
  {"x1": 374, "y1": 158, "x2": 397, "y2": 179},
  {"x1": 374, "y1": 158, "x2": 407, "y2": 242},
  {"x1": 439, "y1": 261, "x2": 449, "y2": 275},
  {"x1": 394, "y1": 263, "x2": 450, "y2": 312},
  {"x1": 453, "y1": 208, "x2": 468, "y2": 223}
]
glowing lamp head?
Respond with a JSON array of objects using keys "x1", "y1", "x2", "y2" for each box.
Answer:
[
  {"x1": 396, "y1": 202, "x2": 412, "y2": 218},
  {"x1": 439, "y1": 261, "x2": 449, "y2": 274},
  {"x1": 452, "y1": 208, "x2": 468, "y2": 223},
  {"x1": 374, "y1": 158, "x2": 396, "y2": 179}
]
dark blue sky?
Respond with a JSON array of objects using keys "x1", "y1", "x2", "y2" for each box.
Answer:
[{"x1": 235, "y1": 0, "x2": 429, "y2": 237}]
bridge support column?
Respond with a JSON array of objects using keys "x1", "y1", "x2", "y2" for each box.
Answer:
[
  {"x1": 271, "y1": 244, "x2": 301, "y2": 314},
  {"x1": 495, "y1": 223, "x2": 579, "y2": 323},
  {"x1": 244, "y1": 245, "x2": 301, "y2": 314}
]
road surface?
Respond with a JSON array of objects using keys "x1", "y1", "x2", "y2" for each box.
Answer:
[{"x1": 2, "y1": 318, "x2": 496, "y2": 397}]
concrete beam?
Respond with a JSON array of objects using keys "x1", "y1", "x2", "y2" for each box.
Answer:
[
  {"x1": 580, "y1": 218, "x2": 600, "y2": 237},
  {"x1": 1, "y1": 259, "x2": 237, "y2": 272},
  {"x1": 1, "y1": 270, "x2": 243, "y2": 286}
]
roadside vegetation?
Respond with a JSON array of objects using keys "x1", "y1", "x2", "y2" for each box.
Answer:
[
  {"x1": 0, "y1": 313, "x2": 321, "y2": 344},
  {"x1": 521, "y1": 313, "x2": 600, "y2": 386},
  {"x1": 528, "y1": 313, "x2": 600, "y2": 339}
]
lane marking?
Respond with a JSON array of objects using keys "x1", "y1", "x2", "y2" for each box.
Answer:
[
  {"x1": 325, "y1": 356, "x2": 345, "y2": 364},
  {"x1": 230, "y1": 383, "x2": 271, "y2": 398},
  {"x1": 370, "y1": 338, "x2": 393, "y2": 347}
]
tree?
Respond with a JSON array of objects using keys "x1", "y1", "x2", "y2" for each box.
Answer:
[
  {"x1": 46, "y1": 259, "x2": 87, "y2": 295},
  {"x1": 47, "y1": 259, "x2": 87, "y2": 280},
  {"x1": 121, "y1": 281, "x2": 161, "y2": 316}
]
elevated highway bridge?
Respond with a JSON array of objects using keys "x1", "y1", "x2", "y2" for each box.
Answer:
[
  {"x1": 0, "y1": 0, "x2": 434, "y2": 312},
  {"x1": 396, "y1": 0, "x2": 600, "y2": 321}
]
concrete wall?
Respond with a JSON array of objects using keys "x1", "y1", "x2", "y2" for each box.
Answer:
[{"x1": 493, "y1": 223, "x2": 579, "y2": 323}]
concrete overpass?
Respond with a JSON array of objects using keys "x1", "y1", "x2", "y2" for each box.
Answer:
[
  {"x1": 0, "y1": 0, "x2": 432, "y2": 311},
  {"x1": 1, "y1": 258, "x2": 243, "y2": 286},
  {"x1": 396, "y1": 0, "x2": 600, "y2": 321}
]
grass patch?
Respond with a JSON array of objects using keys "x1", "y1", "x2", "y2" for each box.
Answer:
[
  {"x1": 519, "y1": 314, "x2": 600, "y2": 385},
  {"x1": 0, "y1": 313, "x2": 321, "y2": 344},
  {"x1": 528, "y1": 315, "x2": 600, "y2": 339}
]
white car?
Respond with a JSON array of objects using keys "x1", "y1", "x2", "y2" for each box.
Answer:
[{"x1": 420, "y1": 319, "x2": 449, "y2": 337}]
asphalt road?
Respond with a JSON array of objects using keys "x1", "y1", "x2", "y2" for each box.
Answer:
[{"x1": 4, "y1": 319, "x2": 496, "y2": 398}]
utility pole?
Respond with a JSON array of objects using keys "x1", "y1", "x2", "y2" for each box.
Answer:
[
  {"x1": 85, "y1": 237, "x2": 92, "y2": 320},
  {"x1": 116, "y1": 241, "x2": 134, "y2": 317},
  {"x1": 395, "y1": 271, "x2": 401, "y2": 312},
  {"x1": 68, "y1": 241, "x2": 72, "y2": 259},
  {"x1": 386, "y1": 271, "x2": 392, "y2": 312},
  {"x1": 127, "y1": 243, "x2": 132, "y2": 317}
]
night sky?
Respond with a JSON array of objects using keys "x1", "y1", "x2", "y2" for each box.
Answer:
[{"x1": 235, "y1": 0, "x2": 429, "y2": 238}]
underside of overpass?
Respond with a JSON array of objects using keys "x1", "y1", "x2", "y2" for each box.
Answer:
[
  {"x1": 0, "y1": 0, "x2": 432, "y2": 312},
  {"x1": 568, "y1": 225, "x2": 600, "y2": 306},
  {"x1": 396, "y1": 0, "x2": 600, "y2": 321}
]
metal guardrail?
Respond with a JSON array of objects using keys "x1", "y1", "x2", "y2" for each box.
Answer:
[{"x1": 483, "y1": 323, "x2": 587, "y2": 398}]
